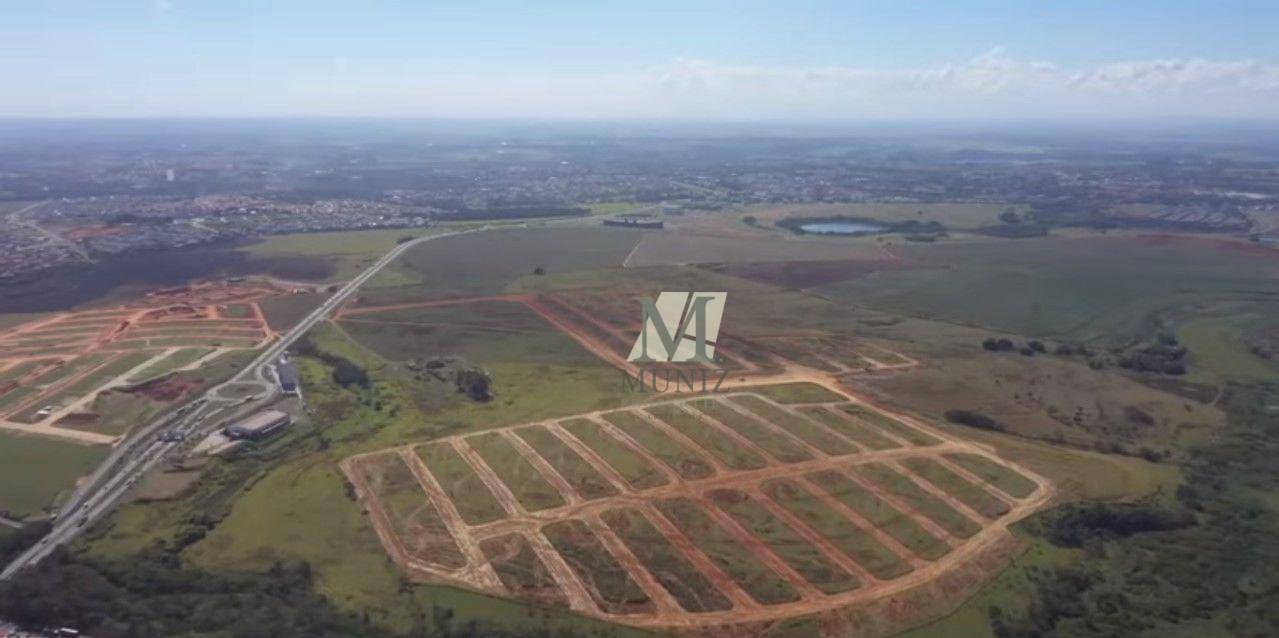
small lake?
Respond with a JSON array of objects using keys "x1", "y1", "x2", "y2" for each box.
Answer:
[{"x1": 798, "y1": 221, "x2": 888, "y2": 235}]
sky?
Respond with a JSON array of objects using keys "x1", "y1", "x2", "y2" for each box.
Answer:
[{"x1": 2, "y1": 0, "x2": 1278, "y2": 121}]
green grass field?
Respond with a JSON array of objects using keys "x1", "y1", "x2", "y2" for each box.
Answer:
[
  {"x1": 762, "y1": 478, "x2": 912, "y2": 580},
  {"x1": 798, "y1": 406, "x2": 901, "y2": 450},
  {"x1": 126, "y1": 348, "x2": 214, "y2": 383},
  {"x1": 687, "y1": 398, "x2": 813, "y2": 464},
  {"x1": 902, "y1": 457, "x2": 1011, "y2": 519},
  {"x1": 644, "y1": 404, "x2": 766, "y2": 471},
  {"x1": 854, "y1": 463, "x2": 982, "y2": 539},
  {"x1": 558, "y1": 418, "x2": 668, "y2": 490},
  {"x1": 599, "y1": 410, "x2": 715, "y2": 480},
  {"x1": 414, "y1": 442, "x2": 507, "y2": 525},
  {"x1": 656, "y1": 497, "x2": 800, "y2": 605},
  {"x1": 241, "y1": 228, "x2": 439, "y2": 282},
  {"x1": 807, "y1": 469, "x2": 950, "y2": 561},
  {"x1": 707, "y1": 488, "x2": 861, "y2": 594},
  {"x1": 729, "y1": 395, "x2": 858, "y2": 455},
  {"x1": 0, "y1": 432, "x2": 107, "y2": 518},
  {"x1": 600, "y1": 507, "x2": 732, "y2": 613},
  {"x1": 944, "y1": 453, "x2": 1038, "y2": 499},
  {"x1": 466, "y1": 432, "x2": 565, "y2": 512},
  {"x1": 515, "y1": 425, "x2": 618, "y2": 501}
]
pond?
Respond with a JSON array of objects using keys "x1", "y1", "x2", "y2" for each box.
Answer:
[{"x1": 798, "y1": 221, "x2": 888, "y2": 235}]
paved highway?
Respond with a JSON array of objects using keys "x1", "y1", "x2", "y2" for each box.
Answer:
[{"x1": 0, "y1": 225, "x2": 491, "y2": 580}]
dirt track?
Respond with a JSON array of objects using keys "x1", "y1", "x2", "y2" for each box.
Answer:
[
  {"x1": 341, "y1": 390, "x2": 1054, "y2": 630},
  {"x1": 337, "y1": 292, "x2": 1055, "y2": 630}
]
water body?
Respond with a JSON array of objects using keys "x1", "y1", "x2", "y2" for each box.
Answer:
[{"x1": 798, "y1": 221, "x2": 889, "y2": 235}]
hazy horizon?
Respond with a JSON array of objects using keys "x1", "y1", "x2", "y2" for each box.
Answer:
[{"x1": 4, "y1": 1, "x2": 1277, "y2": 120}]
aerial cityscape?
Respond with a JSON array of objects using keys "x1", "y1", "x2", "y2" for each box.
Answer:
[{"x1": 1, "y1": 2, "x2": 1277, "y2": 638}]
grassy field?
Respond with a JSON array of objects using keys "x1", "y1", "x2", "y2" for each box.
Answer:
[
  {"x1": 414, "y1": 442, "x2": 507, "y2": 524},
  {"x1": 11, "y1": 351, "x2": 158, "y2": 423},
  {"x1": 943, "y1": 453, "x2": 1038, "y2": 499},
  {"x1": 656, "y1": 497, "x2": 800, "y2": 605},
  {"x1": 901, "y1": 457, "x2": 1011, "y2": 519},
  {"x1": 350, "y1": 454, "x2": 466, "y2": 569},
  {"x1": 558, "y1": 418, "x2": 668, "y2": 490},
  {"x1": 729, "y1": 395, "x2": 858, "y2": 455},
  {"x1": 839, "y1": 404, "x2": 942, "y2": 446},
  {"x1": 807, "y1": 469, "x2": 950, "y2": 561},
  {"x1": 798, "y1": 406, "x2": 901, "y2": 450},
  {"x1": 241, "y1": 228, "x2": 437, "y2": 282},
  {"x1": 479, "y1": 533, "x2": 567, "y2": 608},
  {"x1": 599, "y1": 410, "x2": 715, "y2": 480},
  {"x1": 542, "y1": 519, "x2": 654, "y2": 615},
  {"x1": 515, "y1": 425, "x2": 618, "y2": 501},
  {"x1": 854, "y1": 463, "x2": 982, "y2": 539},
  {"x1": 762, "y1": 478, "x2": 911, "y2": 580},
  {"x1": 707, "y1": 488, "x2": 861, "y2": 594},
  {"x1": 126, "y1": 348, "x2": 214, "y2": 382},
  {"x1": 600, "y1": 507, "x2": 732, "y2": 613},
  {"x1": 356, "y1": 227, "x2": 645, "y2": 305},
  {"x1": 466, "y1": 432, "x2": 565, "y2": 512},
  {"x1": 746, "y1": 382, "x2": 847, "y2": 404},
  {"x1": 688, "y1": 398, "x2": 813, "y2": 464},
  {"x1": 644, "y1": 404, "x2": 766, "y2": 471},
  {"x1": 820, "y1": 235, "x2": 1279, "y2": 345},
  {"x1": 0, "y1": 432, "x2": 107, "y2": 518}
]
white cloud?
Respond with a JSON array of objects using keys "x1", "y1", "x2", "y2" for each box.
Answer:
[{"x1": 152, "y1": 0, "x2": 174, "y2": 13}]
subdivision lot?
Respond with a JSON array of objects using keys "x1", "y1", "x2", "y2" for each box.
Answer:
[{"x1": 341, "y1": 390, "x2": 1052, "y2": 629}]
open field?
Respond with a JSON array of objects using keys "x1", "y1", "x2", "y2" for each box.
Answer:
[
  {"x1": 240, "y1": 228, "x2": 437, "y2": 282},
  {"x1": 0, "y1": 431, "x2": 108, "y2": 519},
  {"x1": 341, "y1": 389, "x2": 1052, "y2": 629}
]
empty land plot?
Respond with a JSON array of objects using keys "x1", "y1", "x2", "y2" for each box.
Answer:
[
  {"x1": 558, "y1": 418, "x2": 668, "y2": 490},
  {"x1": 26, "y1": 353, "x2": 114, "y2": 389},
  {"x1": 763, "y1": 479, "x2": 911, "y2": 580},
  {"x1": 729, "y1": 395, "x2": 857, "y2": 455},
  {"x1": 902, "y1": 458, "x2": 1010, "y2": 519},
  {"x1": 644, "y1": 404, "x2": 766, "y2": 471},
  {"x1": 126, "y1": 348, "x2": 213, "y2": 382},
  {"x1": 0, "y1": 431, "x2": 108, "y2": 518},
  {"x1": 806, "y1": 470, "x2": 949, "y2": 561},
  {"x1": 0, "y1": 386, "x2": 40, "y2": 414},
  {"x1": 353, "y1": 454, "x2": 466, "y2": 569},
  {"x1": 854, "y1": 463, "x2": 981, "y2": 539},
  {"x1": 0, "y1": 360, "x2": 51, "y2": 386},
  {"x1": 747, "y1": 382, "x2": 846, "y2": 405},
  {"x1": 707, "y1": 488, "x2": 860, "y2": 594},
  {"x1": 838, "y1": 405, "x2": 941, "y2": 446},
  {"x1": 599, "y1": 410, "x2": 714, "y2": 480},
  {"x1": 479, "y1": 533, "x2": 568, "y2": 608},
  {"x1": 687, "y1": 399, "x2": 812, "y2": 464},
  {"x1": 798, "y1": 406, "x2": 900, "y2": 450},
  {"x1": 110, "y1": 337, "x2": 261, "y2": 349},
  {"x1": 656, "y1": 497, "x2": 800, "y2": 605},
  {"x1": 414, "y1": 442, "x2": 507, "y2": 525},
  {"x1": 515, "y1": 425, "x2": 618, "y2": 501},
  {"x1": 466, "y1": 433, "x2": 566, "y2": 512},
  {"x1": 944, "y1": 453, "x2": 1038, "y2": 498},
  {"x1": 600, "y1": 508, "x2": 733, "y2": 613},
  {"x1": 12, "y1": 352, "x2": 157, "y2": 422},
  {"x1": 542, "y1": 519, "x2": 654, "y2": 615}
]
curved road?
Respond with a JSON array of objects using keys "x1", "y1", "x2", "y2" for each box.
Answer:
[{"x1": 1, "y1": 224, "x2": 495, "y2": 580}]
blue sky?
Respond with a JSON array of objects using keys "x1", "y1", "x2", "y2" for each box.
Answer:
[{"x1": 3, "y1": 1, "x2": 1277, "y2": 119}]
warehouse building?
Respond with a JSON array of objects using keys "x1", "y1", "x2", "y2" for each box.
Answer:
[{"x1": 225, "y1": 409, "x2": 291, "y2": 441}]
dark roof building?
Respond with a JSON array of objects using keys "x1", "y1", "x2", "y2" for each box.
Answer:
[
  {"x1": 278, "y1": 360, "x2": 299, "y2": 395},
  {"x1": 225, "y1": 410, "x2": 291, "y2": 441}
]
